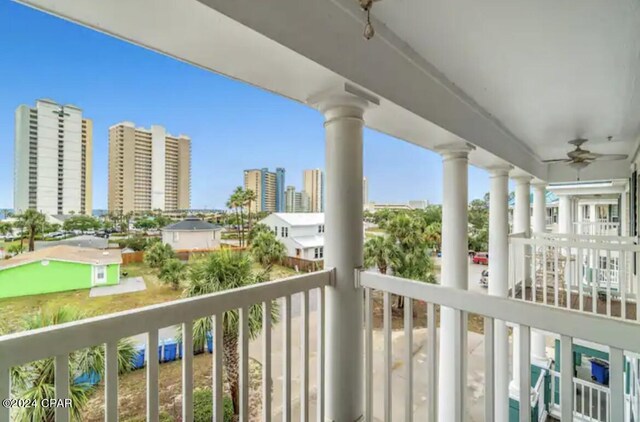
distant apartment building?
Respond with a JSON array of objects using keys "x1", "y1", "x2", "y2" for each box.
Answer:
[
  {"x1": 14, "y1": 99, "x2": 93, "y2": 215},
  {"x1": 244, "y1": 167, "x2": 286, "y2": 213},
  {"x1": 285, "y1": 186, "x2": 310, "y2": 213},
  {"x1": 303, "y1": 169, "x2": 325, "y2": 212},
  {"x1": 108, "y1": 122, "x2": 190, "y2": 214}
]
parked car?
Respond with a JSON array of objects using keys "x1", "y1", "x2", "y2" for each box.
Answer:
[{"x1": 472, "y1": 252, "x2": 488, "y2": 265}]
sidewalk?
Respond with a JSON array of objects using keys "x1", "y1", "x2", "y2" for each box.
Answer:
[{"x1": 249, "y1": 300, "x2": 489, "y2": 422}]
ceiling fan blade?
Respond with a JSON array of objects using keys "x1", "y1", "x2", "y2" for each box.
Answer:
[
  {"x1": 593, "y1": 154, "x2": 628, "y2": 161},
  {"x1": 542, "y1": 158, "x2": 571, "y2": 163}
]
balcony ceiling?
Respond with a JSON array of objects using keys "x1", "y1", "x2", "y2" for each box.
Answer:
[
  {"x1": 373, "y1": 0, "x2": 640, "y2": 163},
  {"x1": 18, "y1": 0, "x2": 640, "y2": 182}
]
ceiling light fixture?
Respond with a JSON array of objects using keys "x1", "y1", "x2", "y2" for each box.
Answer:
[{"x1": 359, "y1": 0, "x2": 375, "y2": 40}]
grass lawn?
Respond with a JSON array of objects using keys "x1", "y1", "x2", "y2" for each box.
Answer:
[
  {"x1": 0, "y1": 262, "x2": 298, "y2": 335},
  {"x1": 82, "y1": 354, "x2": 262, "y2": 422}
]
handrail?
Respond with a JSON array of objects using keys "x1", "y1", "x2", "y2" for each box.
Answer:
[
  {"x1": 534, "y1": 231, "x2": 633, "y2": 244},
  {"x1": 0, "y1": 269, "x2": 333, "y2": 368},
  {"x1": 511, "y1": 235, "x2": 640, "y2": 252},
  {"x1": 359, "y1": 271, "x2": 640, "y2": 353}
]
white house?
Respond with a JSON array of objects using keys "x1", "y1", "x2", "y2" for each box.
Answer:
[
  {"x1": 259, "y1": 213, "x2": 325, "y2": 261},
  {"x1": 161, "y1": 218, "x2": 222, "y2": 251}
]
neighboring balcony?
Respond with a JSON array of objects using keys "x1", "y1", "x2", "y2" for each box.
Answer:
[
  {"x1": 1, "y1": 260, "x2": 640, "y2": 421},
  {"x1": 574, "y1": 221, "x2": 621, "y2": 237}
]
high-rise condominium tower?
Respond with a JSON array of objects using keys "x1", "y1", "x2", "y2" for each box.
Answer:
[
  {"x1": 285, "y1": 185, "x2": 310, "y2": 213},
  {"x1": 108, "y1": 122, "x2": 191, "y2": 214},
  {"x1": 303, "y1": 169, "x2": 325, "y2": 212},
  {"x1": 14, "y1": 99, "x2": 93, "y2": 215},
  {"x1": 243, "y1": 168, "x2": 286, "y2": 213}
]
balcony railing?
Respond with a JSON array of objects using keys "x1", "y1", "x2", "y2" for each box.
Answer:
[
  {"x1": 574, "y1": 222, "x2": 620, "y2": 237},
  {"x1": 509, "y1": 232, "x2": 640, "y2": 319},
  {"x1": 2, "y1": 266, "x2": 640, "y2": 421},
  {"x1": 359, "y1": 270, "x2": 640, "y2": 421},
  {"x1": 0, "y1": 270, "x2": 332, "y2": 422}
]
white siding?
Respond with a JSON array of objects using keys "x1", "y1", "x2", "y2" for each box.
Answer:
[{"x1": 162, "y1": 230, "x2": 220, "y2": 250}]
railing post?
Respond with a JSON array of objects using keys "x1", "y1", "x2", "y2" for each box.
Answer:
[
  {"x1": 309, "y1": 84, "x2": 378, "y2": 422},
  {"x1": 436, "y1": 143, "x2": 473, "y2": 422},
  {"x1": 488, "y1": 165, "x2": 511, "y2": 422}
]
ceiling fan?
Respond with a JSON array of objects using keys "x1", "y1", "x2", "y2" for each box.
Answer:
[{"x1": 542, "y1": 138, "x2": 628, "y2": 170}]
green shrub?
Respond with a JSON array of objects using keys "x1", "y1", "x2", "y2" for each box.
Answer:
[{"x1": 193, "y1": 388, "x2": 234, "y2": 422}]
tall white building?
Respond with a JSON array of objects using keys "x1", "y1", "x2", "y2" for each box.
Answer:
[
  {"x1": 285, "y1": 185, "x2": 310, "y2": 212},
  {"x1": 14, "y1": 99, "x2": 93, "y2": 215}
]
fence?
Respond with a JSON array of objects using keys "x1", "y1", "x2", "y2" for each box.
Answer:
[
  {"x1": 281, "y1": 256, "x2": 324, "y2": 272},
  {"x1": 121, "y1": 251, "x2": 144, "y2": 265}
]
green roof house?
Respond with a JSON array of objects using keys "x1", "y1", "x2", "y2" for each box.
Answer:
[{"x1": 0, "y1": 245, "x2": 122, "y2": 299}]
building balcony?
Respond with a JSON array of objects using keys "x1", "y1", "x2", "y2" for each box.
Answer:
[{"x1": 1, "y1": 262, "x2": 639, "y2": 421}]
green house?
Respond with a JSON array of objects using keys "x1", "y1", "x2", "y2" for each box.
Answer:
[{"x1": 0, "y1": 245, "x2": 122, "y2": 299}]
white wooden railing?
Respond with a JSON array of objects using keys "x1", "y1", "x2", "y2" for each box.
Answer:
[
  {"x1": 509, "y1": 232, "x2": 640, "y2": 319},
  {"x1": 0, "y1": 269, "x2": 332, "y2": 422},
  {"x1": 574, "y1": 222, "x2": 620, "y2": 237},
  {"x1": 359, "y1": 270, "x2": 640, "y2": 421},
  {"x1": 549, "y1": 370, "x2": 610, "y2": 421}
]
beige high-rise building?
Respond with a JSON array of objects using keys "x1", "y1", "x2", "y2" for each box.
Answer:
[
  {"x1": 108, "y1": 122, "x2": 190, "y2": 214},
  {"x1": 14, "y1": 99, "x2": 93, "y2": 215},
  {"x1": 243, "y1": 168, "x2": 286, "y2": 213},
  {"x1": 303, "y1": 169, "x2": 324, "y2": 212}
]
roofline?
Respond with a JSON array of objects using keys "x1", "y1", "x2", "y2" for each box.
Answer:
[{"x1": 0, "y1": 257, "x2": 122, "y2": 272}]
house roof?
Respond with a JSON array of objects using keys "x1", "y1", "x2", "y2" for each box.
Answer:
[
  {"x1": 162, "y1": 218, "x2": 221, "y2": 232},
  {"x1": 269, "y1": 213, "x2": 324, "y2": 226},
  {"x1": 508, "y1": 191, "x2": 558, "y2": 207},
  {"x1": 0, "y1": 245, "x2": 122, "y2": 270},
  {"x1": 291, "y1": 235, "x2": 325, "y2": 248}
]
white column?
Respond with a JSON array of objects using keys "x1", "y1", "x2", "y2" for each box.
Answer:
[
  {"x1": 510, "y1": 175, "x2": 531, "y2": 395},
  {"x1": 311, "y1": 87, "x2": 375, "y2": 422},
  {"x1": 531, "y1": 182, "x2": 549, "y2": 366},
  {"x1": 437, "y1": 143, "x2": 473, "y2": 422},
  {"x1": 488, "y1": 166, "x2": 511, "y2": 422},
  {"x1": 621, "y1": 192, "x2": 628, "y2": 236},
  {"x1": 558, "y1": 195, "x2": 572, "y2": 234}
]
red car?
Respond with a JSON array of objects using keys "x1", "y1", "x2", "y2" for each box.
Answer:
[{"x1": 473, "y1": 252, "x2": 488, "y2": 265}]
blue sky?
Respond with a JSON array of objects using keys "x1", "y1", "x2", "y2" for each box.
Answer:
[{"x1": 0, "y1": 2, "x2": 490, "y2": 210}]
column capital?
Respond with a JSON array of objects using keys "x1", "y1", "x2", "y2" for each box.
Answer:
[
  {"x1": 487, "y1": 165, "x2": 513, "y2": 177},
  {"x1": 511, "y1": 174, "x2": 533, "y2": 185},
  {"x1": 531, "y1": 179, "x2": 547, "y2": 189},
  {"x1": 435, "y1": 142, "x2": 475, "y2": 160},
  {"x1": 307, "y1": 83, "x2": 379, "y2": 118}
]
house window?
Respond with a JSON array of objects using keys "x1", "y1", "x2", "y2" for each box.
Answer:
[
  {"x1": 314, "y1": 248, "x2": 319, "y2": 259},
  {"x1": 296, "y1": 248, "x2": 301, "y2": 257},
  {"x1": 281, "y1": 227, "x2": 288, "y2": 237},
  {"x1": 274, "y1": 226, "x2": 278, "y2": 236},
  {"x1": 319, "y1": 247, "x2": 324, "y2": 258},
  {"x1": 318, "y1": 225, "x2": 325, "y2": 233}
]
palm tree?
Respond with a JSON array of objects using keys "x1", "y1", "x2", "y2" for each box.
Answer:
[
  {"x1": 144, "y1": 242, "x2": 175, "y2": 269},
  {"x1": 251, "y1": 231, "x2": 286, "y2": 269},
  {"x1": 243, "y1": 189, "x2": 257, "y2": 244},
  {"x1": 12, "y1": 307, "x2": 136, "y2": 422},
  {"x1": 364, "y1": 235, "x2": 395, "y2": 274},
  {"x1": 158, "y1": 258, "x2": 186, "y2": 290},
  {"x1": 0, "y1": 221, "x2": 12, "y2": 238},
  {"x1": 183, "y1": 250, "x2": 277, "y2": 417},
  {"x1": 232, "y1": 187, "x2": 246, "y2": 247},
  {"x1": 16, "y1": 209, "x2": 46, "y2": 252}
]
